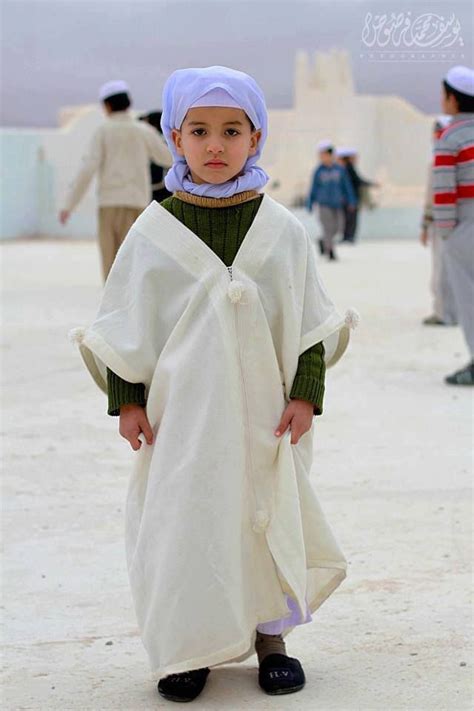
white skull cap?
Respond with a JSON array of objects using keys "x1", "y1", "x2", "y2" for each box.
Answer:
[
  {"x1": 444, "y1": 65, "x2": 474, "y2": 97},
  {"x1": 99, "y1": 80, "x2": 130, "y2": 102}
]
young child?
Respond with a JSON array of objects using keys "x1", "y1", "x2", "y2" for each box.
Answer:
[
  {"x1": 336, "y1": 147, "x2": 378, "y2": 244},
  {"x1": 139, "y1": 111, "x2": 173, "y2": 203},
  {"x1": 420, "y1": 116, "x2": 457, "y2": 327},
  {"x1": 59, "y1": 80, "x2": 172, "y2": 280},
  {"x1": 307, "y1": 140, "x2": 356, "y2": 260},
  {"x1": 72, "y1": 66, "x2": 355, "y2": 702},
  {"x1": 432, "y1": 65, "x2": 474, "y2": 385}
]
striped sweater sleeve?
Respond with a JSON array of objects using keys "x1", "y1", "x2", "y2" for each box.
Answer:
[
  {"x1": 432, "y1": 134, "x2": 457, "y2": 234},
  {"x1": 432, "y1": 119, "x2": 474, "y2": 237}
]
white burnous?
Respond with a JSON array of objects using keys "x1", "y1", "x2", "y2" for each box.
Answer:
[{"x1": 72, "y1": 195, "x2": 355, "y2": 679}]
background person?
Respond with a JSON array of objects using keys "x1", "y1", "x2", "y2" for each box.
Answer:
[
  {"x1": 336, "y1": 147, "x2": 379, "y2": 243},
  {"x1": 59, "y1": 80, "x2": 172, "y2": 280},
  {"x1": 307, "y1": 140, "x2": 356, "y2": 260},
  {"x1": 432, "y1": 65, "x2": 474, "y2": 385},
  {"x1": 420, "y1": 116, "x2": 457, "y2": 327},
  {"x1": 139, "y1": 110, "x2": 173, "y2": 203}
]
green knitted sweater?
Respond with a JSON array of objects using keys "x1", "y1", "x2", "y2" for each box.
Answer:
[{"x1": 107, "y1": 193, "x2": 326, "y2": 415}]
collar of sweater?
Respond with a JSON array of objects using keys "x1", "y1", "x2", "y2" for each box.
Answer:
[{"x1": 173, "y1": 190, "x2": 261, "y2": 208}]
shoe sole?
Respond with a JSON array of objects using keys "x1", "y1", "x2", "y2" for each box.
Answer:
[
  {"x1": 261, "y1": 683, "x2": 305, "y2": 695},
  {"x1": 158, "y1": 690, "x2": 195, "y2": 702}
]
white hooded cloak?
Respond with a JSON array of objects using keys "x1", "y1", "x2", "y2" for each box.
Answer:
[{"x1": 72, "y1": 194, "x2": 354, "y2": 678}]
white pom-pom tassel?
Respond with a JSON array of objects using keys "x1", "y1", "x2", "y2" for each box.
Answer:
[
  {"x1": 252, "y1": 510, "x2": 270, "y2": 533},
  {"x1": 69, "y1": 327, "x2": 85, "y2": 345},
  {"x1": 227, "y1": 280, "x2": 245, "y2": 304},
  {"x1": 344, "y1": 308, "x2": 360, "y2": 330}
]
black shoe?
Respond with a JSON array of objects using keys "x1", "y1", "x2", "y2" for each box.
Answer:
[
  {"x1": 318, "y1": 239, "x2": 325, "y2": 256},
  {"x1": 258, "y1": 653, "x2": 306, "y2": 695},
  {"x1": 423, "y1": 315, "x2": 447, "y2": 326},
  {"x1": 329, "y1": 249, "x2": 337, "y2": 261},
  {"x1": 445, "y1": 362, "x2": 474, "y2": 386},
  {"x1": 157, "y1": 668, "x2": 210, "y2": 702}
]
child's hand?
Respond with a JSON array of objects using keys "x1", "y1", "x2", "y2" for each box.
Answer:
[
  {"x1": 420, "y1": 228, "x2": 429, "y2": 246},
  {"x1": 59, "y1": 210, "x2": 70, "y2": 225},
  {"x1": 119, "y1": 404, "x2": 154, "y2": 451},
  {"x1": 274, "y1": 399, "x2": 314, "y2": 445}
]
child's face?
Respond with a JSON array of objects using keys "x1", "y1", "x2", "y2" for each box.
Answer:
[
  {"x1": 441, "y1": 86, "x2": 458, "y2": 115},
  {"x1": 319, "y1": 150, "x2": 333, "y2": 166},
  {"x1": 172, "y1": 107, "x2": 261, "y2": 185}
]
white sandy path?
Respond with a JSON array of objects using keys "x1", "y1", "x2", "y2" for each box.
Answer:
[{"x1": 1, "y1": 238, "x2": 472, "y2": 710}]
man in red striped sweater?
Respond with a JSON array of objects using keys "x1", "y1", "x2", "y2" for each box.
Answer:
[{"x1": 432, "y1": 65, "x2": 474, "y2": 385}]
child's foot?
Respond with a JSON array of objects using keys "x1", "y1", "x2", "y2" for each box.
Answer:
[
  {"x1": 258, "y1": 653, "x2": 306, "y2": 695},
  {"x1": 445, "y1": 362, "x2": 474, "y2": 386},
  {"x1": 423, "y1": 314, "x2": 446, "y2": 325},
  {"x1": 157, "y1": 668, "x2": 210, "y2": 702},
  {"x1": 318, "y1": 239, "x2": 325, "y2": 256}
]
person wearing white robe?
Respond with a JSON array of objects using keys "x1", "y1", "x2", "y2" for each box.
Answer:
[{"x1": 71, "y1": 66, "x2": 357, "y2": 702}]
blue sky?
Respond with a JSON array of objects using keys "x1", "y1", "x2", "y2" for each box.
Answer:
[{"x1": 1, "y1": 0, "x2": 472, "y2": 126}]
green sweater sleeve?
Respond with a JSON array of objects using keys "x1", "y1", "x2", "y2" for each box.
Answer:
[
  {"x1": 107, "y1": 368, "x2": 146, "y2": 416},
  {"x1": 289, "y1": 341, "x2": 326, "y2": 415}
]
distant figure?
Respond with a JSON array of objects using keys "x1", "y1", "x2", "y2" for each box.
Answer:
[
  {"x1": 432, "y1": 65, "x2": 474, "y2": 385},
  {"x1": 59, "y1": 80, "x2": 172, "y2": 280},
  {"x1": 307, "y1": 140, "x2": 356, "y2": 261},
  {"x1": 139, "y1": 111, "x2": 173, "y2": 203},
  {"x1": 336, "y1": 147, "x2": 379, "y2": 243},
  {"x1": 420, "y1": 116, "x2": 457, "y2": 327}
]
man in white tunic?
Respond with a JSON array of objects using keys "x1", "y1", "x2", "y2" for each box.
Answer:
[{"x1": 72, "y1": 66, "x2": 356, "y2": 702}]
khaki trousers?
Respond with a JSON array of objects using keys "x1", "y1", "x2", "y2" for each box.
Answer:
[{"x1": 98, "y1": 206, "x2": 143, "y2": 280}]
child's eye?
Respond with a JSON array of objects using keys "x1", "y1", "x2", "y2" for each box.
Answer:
[
  {"x1": 226, "y1": 129, "x2": 240, "y2": 137},
  {"x1": 192, "y1": 128, "x2": 206, "y2": 136}
]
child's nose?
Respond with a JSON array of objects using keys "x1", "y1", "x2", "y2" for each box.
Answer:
[{"x1": 206, "y1": 141, "x2": 224, "y2": 154}]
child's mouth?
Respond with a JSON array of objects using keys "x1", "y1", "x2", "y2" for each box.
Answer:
[{"x1": 205, "y1": 161, "x2": 227, "y2": 168}]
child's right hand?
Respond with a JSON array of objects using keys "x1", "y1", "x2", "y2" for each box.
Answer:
[{"x1": 119, "y1": 404, "x2": 154, "y2": 451}]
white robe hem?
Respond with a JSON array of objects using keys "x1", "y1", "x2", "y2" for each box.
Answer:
[{"x1": 149, "y1": 564, "x2": 347, "y2": 679}]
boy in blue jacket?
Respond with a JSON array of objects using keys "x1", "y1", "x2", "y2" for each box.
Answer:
[{"x1": 307, "y1": 140, "x2": 356, "y2": 260}]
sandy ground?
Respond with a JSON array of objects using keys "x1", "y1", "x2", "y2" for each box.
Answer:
[{"x1": 2, "y1": 237, "x2": 472, "y2": 710}]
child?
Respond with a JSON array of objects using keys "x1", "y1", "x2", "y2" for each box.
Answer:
[
  {"x1": 72, "y1": 66, "x2": 355, "y2": 702},
  {"x1": 139, "y1": 111, "x2": 173, "y2": 203},
  {"x1": 432, "y1": 65, "x2": 474, "y2": 385},
  {"x1": 336, "y1": 147, "x2": 378, "y2": 244},
  {"x1": 307, "y1": 140, "x2": 356, "y2": 260},
  {"x1": 59, "y1": 80, "x2": 172, "y2": 280},
  {"x1": 420, "y1": 116, "x2": 457, "y2": 327}
]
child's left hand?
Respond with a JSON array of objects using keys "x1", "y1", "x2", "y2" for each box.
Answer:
[{"x1": 274, "y1": 399, "x2": 314, "y2": 445}]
